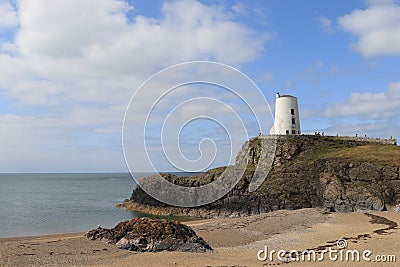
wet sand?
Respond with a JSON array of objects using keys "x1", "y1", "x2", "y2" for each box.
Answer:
[{"x1": 1, "y1": 208, "x2": 399, "y2": 267}]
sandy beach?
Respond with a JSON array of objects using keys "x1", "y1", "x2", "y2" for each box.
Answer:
[{"x1": 1, "y1": 208, "x2": 399, "y2": 267}]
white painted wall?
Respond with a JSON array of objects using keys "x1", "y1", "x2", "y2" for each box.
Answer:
[{"x1": 270, "y1": 94, "x2": 301, "y2": 135}]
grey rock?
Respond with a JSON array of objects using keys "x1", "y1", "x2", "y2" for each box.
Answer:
[{"x1": 86, "y1": 218, "x2": 212, "y2": 252}]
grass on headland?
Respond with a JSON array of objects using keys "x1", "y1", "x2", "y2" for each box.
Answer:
[{"x1": 309, "y1": 144, "x2": 400, "y2": 167}]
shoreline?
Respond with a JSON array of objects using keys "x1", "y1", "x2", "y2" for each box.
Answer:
[
  {"x1": 1, "y1": 208, "x2": 398, "y2": 241},
  {"x1": 0, "y1": 232, "x2": 86, "y2": 242},
  {"x1": 0, "y1": 213, "x2": 205, "y2": 241},
  {"x1": 1, "y1": 209, "x2": 399, "y2": 266},
  {"x1": 0, "y1": 217, "x2": 208, "y2": 242}
]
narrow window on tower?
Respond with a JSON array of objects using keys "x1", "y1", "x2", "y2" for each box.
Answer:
[
  {"x1": 286, "y1": 130, "x2": 289, "y2": 135},
  {"x1": 291, "y1": 109, "x2": 295, "y2": 115},
  {"x1": 292, "y1": 118, "x2": 296, "y2": 124},
  {"x1": 292, "y1": 130, "x2": 296, "y2": 134}
]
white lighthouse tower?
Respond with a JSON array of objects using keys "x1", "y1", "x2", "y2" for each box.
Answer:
[{"x1": 270, "y1": 92, "x2": 301, "y2": 135}]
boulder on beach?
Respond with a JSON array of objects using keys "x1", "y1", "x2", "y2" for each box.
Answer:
[{"x1": 85, "y1": 217, "x2": 212, "y2": 252}]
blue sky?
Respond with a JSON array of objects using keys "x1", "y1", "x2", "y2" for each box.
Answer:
[{"x1": 0, "y1": 0, "x2": 399, "y2": 172}]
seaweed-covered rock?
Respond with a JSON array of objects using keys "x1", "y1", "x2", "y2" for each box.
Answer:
[{"x1": 85, "y1": 217, "x2": 212, "y2": 252}]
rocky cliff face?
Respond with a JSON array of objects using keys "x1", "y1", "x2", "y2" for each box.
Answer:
[{"x1": 121, "y1": 135, "x2": 400, "y2": 217}]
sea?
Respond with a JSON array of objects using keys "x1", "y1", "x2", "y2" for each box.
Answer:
[{"x1": 0, "y1": 172, "x2": 191, "y2": 238}]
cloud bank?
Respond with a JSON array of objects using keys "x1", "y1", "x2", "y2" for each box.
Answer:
[
  {"x1": 338, "y1": 0, "x2": 400, "y2": 57},
  {"x1": 0, "y1": 0, "x2": 269, "y2": 172}
]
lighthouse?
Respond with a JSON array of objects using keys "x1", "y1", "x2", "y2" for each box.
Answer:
[{"x1": 270, "y1": 92, "x2": 301, "y2": 135}]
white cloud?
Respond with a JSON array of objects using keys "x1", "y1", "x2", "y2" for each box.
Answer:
[
  {"x1": 323, "y1": 82, "x2": 400, "y2": 119},
  {"x1": 338, "y1": 0, "x2": 400, "y2": 56},
  {"x1": 16, "y1": 0, "x2": 131, "y2": 58},
  {"x1": 0, "y1": 105, "x2": 131, "y2": 172},
  {"x1": 0, "y1": 0, "x2": 18, "y2": 29},
  {"x1": 319, "y1": 16, "x2": 335, "y2": 33},
  {"x1": 4, "y1": 0, "x2": 268, "y2": 103},
  {"x1": 6, "y1": 0, "x2": 268, "y2": 88},
  {"x1": 0, "y1": 0, "x2": 271, "y2": 172}
]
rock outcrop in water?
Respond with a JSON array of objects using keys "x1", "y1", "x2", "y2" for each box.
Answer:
[
  {"x1": 119, "y1": 135, "x2": 400, "y2": 217},
  {"x1": 85, "y1": 217, "x2": 212, "y2": 252}
]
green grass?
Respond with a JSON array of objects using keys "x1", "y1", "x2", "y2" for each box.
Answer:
[{"x1": 306, "y1": 144, "x2": 400, "y2": 167}]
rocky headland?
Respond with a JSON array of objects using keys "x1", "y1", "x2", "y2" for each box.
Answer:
[{"x1": 119, "y1": 135, "x2": 400, "y2": 217}]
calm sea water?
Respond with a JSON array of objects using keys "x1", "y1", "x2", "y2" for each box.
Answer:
[{"x1": 0, "y1": 172, "x2": 188, "y2": 238}]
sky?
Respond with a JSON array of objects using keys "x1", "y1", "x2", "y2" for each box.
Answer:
[{"x1": 0, "y1": 0, "x2": 399, "y2": 172}]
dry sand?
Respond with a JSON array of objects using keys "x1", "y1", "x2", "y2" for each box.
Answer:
[{"x1": 1, "y1": 208, "x2": 399, "y2": 267}]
